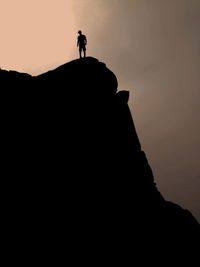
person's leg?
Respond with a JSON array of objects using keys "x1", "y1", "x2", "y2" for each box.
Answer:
[
  {"x1": 83, "y1": 47, "x2": 86, "y2": 58},
  {"x1": 79, "y1": 48, "x2": 82, "y2": 58}
]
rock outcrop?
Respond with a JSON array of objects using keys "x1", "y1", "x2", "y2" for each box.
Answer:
[{"x1": 1, "y1": 57, "x2": 199, "y2": 261}]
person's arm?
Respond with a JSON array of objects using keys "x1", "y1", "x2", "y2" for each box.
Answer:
[
  {"x1": 77, "y1": 37, "x2": 79, "y2": 47},
  {"x1": 85, "y1": 36, "x2": 87, "y2": 45}
]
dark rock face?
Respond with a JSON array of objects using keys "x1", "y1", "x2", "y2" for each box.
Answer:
[{"x1": 1, "y1": 57, "x2": 199, "y2": 260}]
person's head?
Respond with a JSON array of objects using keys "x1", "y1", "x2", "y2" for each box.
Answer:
[{"x1": 78, "y1": 30, "x2": 82, "y2": 35}]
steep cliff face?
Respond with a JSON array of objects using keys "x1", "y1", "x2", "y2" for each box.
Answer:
[{"x1": 1, "y1": 57, "x2": 199, "y2": 259}]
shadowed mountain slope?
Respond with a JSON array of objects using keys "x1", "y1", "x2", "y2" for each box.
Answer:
[{"x1": 1, "y1": 57, "x2": 199, "y2": 261}]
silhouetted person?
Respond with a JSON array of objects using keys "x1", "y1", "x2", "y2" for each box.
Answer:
[{"x1": 77, "y1": 30, "x2": 87, "y2": 58}]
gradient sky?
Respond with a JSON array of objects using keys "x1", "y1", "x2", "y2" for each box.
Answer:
[{"x1": 1, "y1": 0, "x2": 200, "y2": 221}]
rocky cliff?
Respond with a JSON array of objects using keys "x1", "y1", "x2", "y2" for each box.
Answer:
[{"x1": 1, "y1": 57, "x2": 199, "y2": 262}]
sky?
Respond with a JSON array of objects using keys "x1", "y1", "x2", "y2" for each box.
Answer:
[{"x1": 1, "y1": 0, "x2": 200, "y2": 221}]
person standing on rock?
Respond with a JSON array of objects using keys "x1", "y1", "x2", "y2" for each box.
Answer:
[{"x1": 77, "y1": 30, "x2": 87, "y2": 58}]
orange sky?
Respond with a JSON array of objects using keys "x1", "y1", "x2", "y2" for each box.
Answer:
[
  {"x1": 1, "y1": 0, "x2": 200, "y2": 221},
  {"x1": 0, "y1": 0, "x2": 77, "y2": 74}
]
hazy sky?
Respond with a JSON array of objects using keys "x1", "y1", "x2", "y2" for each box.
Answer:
[{"x1": 1, "y1": 0, "x2": 200, "y2": 221}]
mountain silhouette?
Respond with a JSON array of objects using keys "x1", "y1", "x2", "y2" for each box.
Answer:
[{"x1": 1, "y1": 57, "x2": 199, "y2": 261}]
